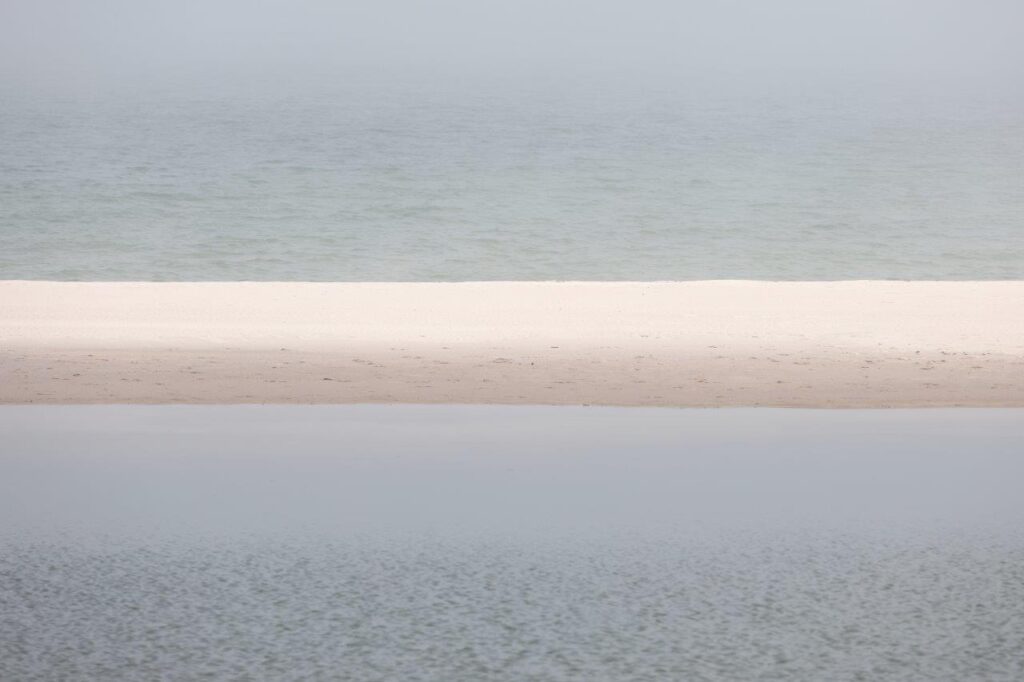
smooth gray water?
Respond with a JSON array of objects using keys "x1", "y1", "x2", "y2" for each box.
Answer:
[
  {"x1": 2, "y1": 406, "x2": 1024, "y2": 680},
  {"x1": 3, "y1": 80, "x2": 1023, "y2": 281}
]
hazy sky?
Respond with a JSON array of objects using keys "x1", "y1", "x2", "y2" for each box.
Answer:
[{"x1": 1, "y1": 0, "x2": 1022, "y2": 87}]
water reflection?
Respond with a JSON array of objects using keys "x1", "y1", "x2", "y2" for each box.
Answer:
[{"x1": 1, "y1": 406, "x2": 1022, "y2": 680}]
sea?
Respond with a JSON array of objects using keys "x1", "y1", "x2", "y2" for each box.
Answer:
[
  {"x1": 4, "y1": 75, "x2": 1024, "y2": 681},
  {"x1": 2, "y1": 76, "x2": 1023, "y2": 281},
  {"x1": 2, "y1": 406, "x2": 1023, "y2": 681}
]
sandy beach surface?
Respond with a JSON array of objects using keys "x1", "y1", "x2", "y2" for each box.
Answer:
[{"x1": 2, "y1": 280, "x2": 1022, "y2": 407}]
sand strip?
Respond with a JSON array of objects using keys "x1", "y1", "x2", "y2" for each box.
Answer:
[{"x1": 2, "y1": 281, "x2": 1022, "y2": 406}]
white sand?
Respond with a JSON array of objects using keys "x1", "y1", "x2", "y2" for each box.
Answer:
[{"x1": 2, "y1": 281, "x2": 1023, "y2": 406}]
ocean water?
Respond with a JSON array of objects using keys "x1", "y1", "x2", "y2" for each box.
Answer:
[
  {"x1": 2, "y1": 406, "x2": 1024, "y2": 680},
  {"x1": 2, "y1": 78, "x2": 1023, "y2": 281}
]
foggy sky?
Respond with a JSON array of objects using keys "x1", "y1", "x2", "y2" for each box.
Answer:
[{"x1": 1, "y1": 0, "x2": 1022, "y2": 88}]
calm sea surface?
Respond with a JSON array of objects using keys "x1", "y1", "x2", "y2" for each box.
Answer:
[
  {"x1": 2, "y1": 406, "x2": 1023, "y2": 680},
  {"x1": 2, "y1": 79, "x2": 1023, "y2": 281}
]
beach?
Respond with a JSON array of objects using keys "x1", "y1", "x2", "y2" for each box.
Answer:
[
  {"x1": 5, "y1": 4, "x2": 1024, "y2": 678},
  {"x1": 2, "y1": 280, "x2": 1022, "y2": 407}
]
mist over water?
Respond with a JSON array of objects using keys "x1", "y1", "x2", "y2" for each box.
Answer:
[
  {"x1": 3, "y1": 406, "x2": 1024, "y2": 680},
  {"x1": 3, "y1": 78, "x2": 1023, "y2": 281},
  {"x1": 4, "y1": 3, "x2": 1024, "y2": 679},
  {"x1": 3, "y1": 0, "x2": 1023, "y2": 281}
]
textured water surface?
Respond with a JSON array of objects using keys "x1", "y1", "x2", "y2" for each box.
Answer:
[
  {"x1": 2, "y1": 80, "x2": 1023, "y2": 281},
  {"x1": 4, "y1": 532, "x2": 1024, "y2": 681},
  {"x1": 2, "y1": 406, "x2": 1024, "y2": 681}
]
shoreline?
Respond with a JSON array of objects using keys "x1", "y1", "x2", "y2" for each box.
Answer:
[{"x1": 3, "y1": 281, "x2": 1023, "y2": 407}]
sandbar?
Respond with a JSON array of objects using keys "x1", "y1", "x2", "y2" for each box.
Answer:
[{"x1": 2, "y1": 281, "x2": 1022, "y2": 407}]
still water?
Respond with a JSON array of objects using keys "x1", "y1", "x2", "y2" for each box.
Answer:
[{"x1": 2, "y1": 406, "x2": 1023, "y2": 680}]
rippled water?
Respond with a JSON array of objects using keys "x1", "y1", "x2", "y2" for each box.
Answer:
[
  {"x1": 5, "y1": 533, "x2": 1023, "y2": 681},
  {"x1": 2, "y1": 406, "x2": 1024, "y2": 680},
  {"x1": 2, "y1": 79, "x2": 1023, "y2": 281}
]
